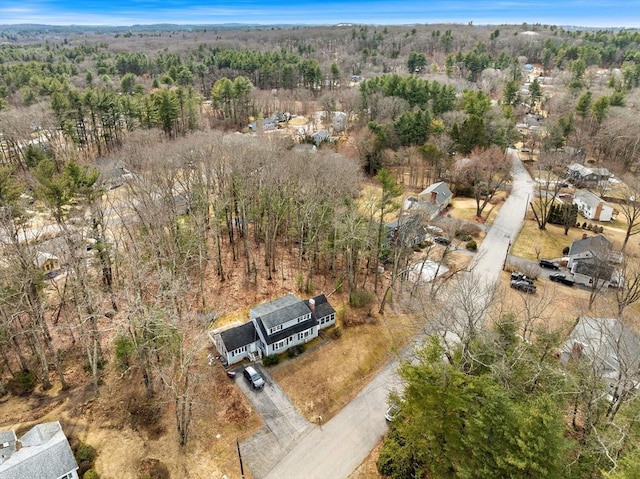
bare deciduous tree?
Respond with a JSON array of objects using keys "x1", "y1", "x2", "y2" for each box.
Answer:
[
  {"x1": 617, "y1": 178, "x2": 640, "y2": 252},
  {"x1": 529, "y1": 151, "x2": 569, "y2": 230},
  {"x1": 453, "y1": 146, "x2": 512, "y2": 219}
]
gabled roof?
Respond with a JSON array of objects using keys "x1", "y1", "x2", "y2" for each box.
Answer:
[
  {"x1": 418, "y1": 182, "x2": 452, "y2": 207},
  {"x1": 0, "y1": 421, "x2": 78, "y2": 479},
  {"x1": 220, "y1": 321, "x2": 258, "y2": 352},
  {"x1": 34, "y1": 251, "x2": 58, "y2": 268},
  {"x1": 255, "y1": 316, "x2": 318, "y2": 345},
  {"x1": 573, "y1": 189, "x2": 610, "y2": 209},
  {"x1": 568, "y1": 235, "x2": 612, "y2": 257},
  {"x1": 567, "y1": 163, "x2": 611, "y2": 179},
  {"x1": 312, "y1": 130, "x2": 330, "y2": 145},
  {"x1": 573, "y1": 260, "x2": 614, "y2": 281},
  {"x1": 251, "y1": 293, "x2": 311, "y2": 330},
  {"x1": 402, "y1": 198, "x2": 438, "y2": 217},
  {"x1": 307, "y1": 294, "x2": 335, "y2": 319},
  {"x1": 385, "y1": 214, "x2": 428, "y2": 245},
  {"x1": 560, "y1": 317, "x2": 640, "y2": 381}
]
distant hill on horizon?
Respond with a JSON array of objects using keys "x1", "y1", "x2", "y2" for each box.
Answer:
[{"x1": 1, "y1": 22, "x2": 635, "y2": 35}]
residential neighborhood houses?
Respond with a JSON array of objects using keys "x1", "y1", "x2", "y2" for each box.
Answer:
[
  {"x1": 210, "y1": 293, "x2": 336, "y2": 366},
  {"x1": 0, "y1": 421, "x2": 79, "y2": 479},
  {"x1": 34, "y1": 251, "x2": 61, "y2": 278}
]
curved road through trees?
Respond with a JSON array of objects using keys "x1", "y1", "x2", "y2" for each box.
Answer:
[{"x1": 253, "y1": 149, "x2": 534, "y2": 479}]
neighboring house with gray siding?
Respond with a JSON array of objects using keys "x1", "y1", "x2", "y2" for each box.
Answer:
[
  {"x1": 567, "y1": 163, "x2": 611, "y2": 187},
  {"x1": 567, "y1": 234, "x2": 622, "y2": 288},
  {"x1": 0, "y1": 421, "x2": 78, "y2": 479}
]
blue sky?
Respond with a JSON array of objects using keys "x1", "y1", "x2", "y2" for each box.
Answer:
[{"x1": 0, "y1": 0, "x2": 638, "y2": 27}]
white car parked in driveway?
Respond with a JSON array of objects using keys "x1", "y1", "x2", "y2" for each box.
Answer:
[{"x1": 243, "y1": 365, "x2": 265, "y2": 389}]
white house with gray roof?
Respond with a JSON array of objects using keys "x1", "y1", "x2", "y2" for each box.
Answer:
[
  {"x1": 560, "y1": 317, "x2": 640, "y2": 400},
  {"x1": 573, "y1": 189, "x2": 614, "y2": 222},
  {"x1": 0, "y1": 421, "x2": 78, "y2": 479},
  {"x1": 211, "y1": 293, "x2": 336, "y2": 366}
]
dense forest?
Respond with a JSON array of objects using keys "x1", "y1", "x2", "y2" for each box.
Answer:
[{"x1": 1, "y1": 22, "x2": 640, "y2": 478}]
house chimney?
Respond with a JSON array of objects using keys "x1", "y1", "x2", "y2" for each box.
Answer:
[
  {"x1": 309, "y1": 298, "x2": 315, "y2": 314},
  {"x1": 431, "y1": 191, "x2": 438, "y2": 203}
]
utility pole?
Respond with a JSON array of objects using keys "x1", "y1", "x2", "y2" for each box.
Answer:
[
  {"x1": 503, "y1": 240, "x2": 512, "y2": 271},
  {"x1": 236, "y1": 438, "x2": 245, "y2": 479}
]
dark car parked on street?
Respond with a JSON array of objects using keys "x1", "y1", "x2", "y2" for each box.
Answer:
[
  {"x1": 539, "y1": 259, "x2": 560, "y2": 270},
  {"x1": 549, "y1": 272, "x2": 575, "y2": 286},
  {"x1": 510, "y1": 280, "x2": 537, "y2": 294}
]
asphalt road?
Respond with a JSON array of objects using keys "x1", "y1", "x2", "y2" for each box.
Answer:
[
  {"x1": 470, "y1": 148, "x2": 534, "y2": 285},
  {"x1": 262, "y1": 358, "x2": 404, "y2": 479},
  {"x1": 249, "y1": 149, "x2": 534, "y2": 479}
]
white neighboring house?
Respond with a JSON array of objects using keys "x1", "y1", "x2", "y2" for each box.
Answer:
[
  {"x1": 210, "y1": 293, "x2": 336, "y2": 366},
  {"x1": 560, "y1": 317, "x2": 640, "y2": 401},
  {"x1": 573, "y1": 189, "x2": 615, "y2": 222},
  {"x1": 403, "y1": 181, "x2": 452, "y2": 221},
  {"x1": 0, "y1": 421, "x2": 79, "y2": 479}
]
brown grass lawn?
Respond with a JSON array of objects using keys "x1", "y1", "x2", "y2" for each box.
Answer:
[
  {"x1": 349, "y1": 443, "x2": 385, "y2": 479},
  {"x1": 448, "y1": 195, "x2": 505, "y2": 227},
  {"x1": 271, "y1": 302, "x2": 420, "y2": 423},
  {"x1": 511, "y1": 219, "x2": 589, "y2": 261},
  {"x1": 512, "y1": 212, "x2": 639, "y2": 262}
]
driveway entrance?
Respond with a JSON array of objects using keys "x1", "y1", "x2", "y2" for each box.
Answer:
[{"x1": 234, "y1": 364, "x2": 311, "y2": 478}]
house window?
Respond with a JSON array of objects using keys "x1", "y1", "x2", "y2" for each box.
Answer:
[
  {"x1": 269, "y1": 324, "x2": 283, "y2": 335},
  {"x1": 233, "y1": 346, "x2": 247, "y2": 355},
  {"x1": 274, "y1": 340, "x2": 286, "y2": 350},
  {"x1": 298, "y1": 330, "x2": 311, "y2": 340}
]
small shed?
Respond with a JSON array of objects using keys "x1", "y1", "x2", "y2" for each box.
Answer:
[{"x1": 34, "y1": 252, "x2": 60, "y2": 278}]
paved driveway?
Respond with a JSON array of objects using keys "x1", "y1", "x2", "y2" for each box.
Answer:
[{"x1": 234, "y1": 364, "x2": 311, "y2": 478}]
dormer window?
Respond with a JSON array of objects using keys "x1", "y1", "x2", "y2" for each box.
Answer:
[{"x1": 269, "y1": 324, "x2": 283, "y2": 335}]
